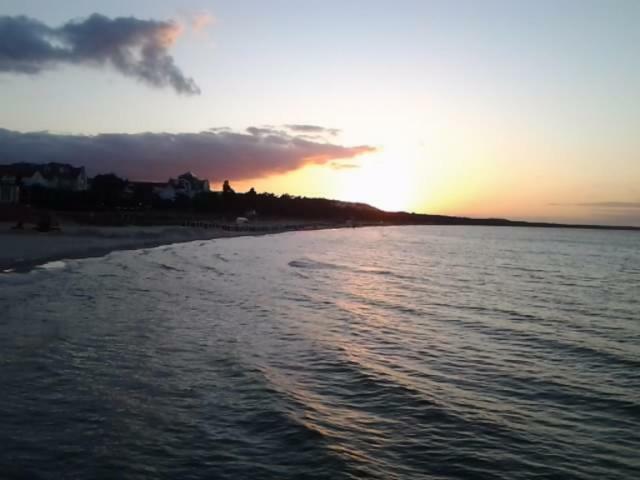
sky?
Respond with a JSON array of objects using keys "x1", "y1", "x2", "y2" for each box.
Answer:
[{"x1": 1, "y1": 0, "x2": 639, "y2": 226}]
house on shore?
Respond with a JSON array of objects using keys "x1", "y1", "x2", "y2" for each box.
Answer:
[
  {"x1": 0, "y1": 175, "x2": 19, "y2": 204},
  {"x1": 0, "y1": 163, "x2": 88, "y2": 192},
  {"x1": 152, "y1": 172, "x2": 210, "y2": 201},
  {"x1": 124, "y1": 172, "x2": 211, "y2": 206}
]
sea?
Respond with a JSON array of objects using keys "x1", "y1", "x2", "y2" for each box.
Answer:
[{"x1": 1, "y1": 226, "x2": 639, "y2": 480}]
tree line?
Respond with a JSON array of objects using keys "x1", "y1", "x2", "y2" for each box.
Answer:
[{"x1": 20, "y1": 174, "x2": 387, "y2": 221}]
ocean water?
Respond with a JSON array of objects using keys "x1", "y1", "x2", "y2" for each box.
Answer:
[{"x1": 1, "y1": 226, "x2": 639, "y2": 480}]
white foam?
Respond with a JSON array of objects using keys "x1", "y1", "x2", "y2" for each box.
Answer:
[{"x1": 38, "y1": 260, "x2": 67, "y2": 270}]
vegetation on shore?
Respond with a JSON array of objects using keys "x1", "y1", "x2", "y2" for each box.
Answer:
[{"x1": 2, "y1": 173, "x2": 638, "y2": 231}]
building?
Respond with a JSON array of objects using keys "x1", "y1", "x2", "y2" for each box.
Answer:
[
  {"x1": 123, "y1": 181, "x2": 166, "y2": 207},
  {"x1": 0, "y1": 163, "x2": 88, "y2": 192},
  {"x1": 23, "y1": 163, "x2": 88, "y2": 191},
  {"x1": 153, "y1": 172, "x2": 210, "y2": 201},
  {"x1": 0, "y1": 175, "x2": 19, "y2": 204}
]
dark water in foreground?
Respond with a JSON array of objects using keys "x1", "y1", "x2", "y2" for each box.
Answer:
[{"x1": 1, "y1": 226, "x2": 639, "y2": 479}]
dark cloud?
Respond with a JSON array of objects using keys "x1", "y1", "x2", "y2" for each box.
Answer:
[
  {"x1": 0, "y1": 14, "x2": 199, "y2": 94},
  {"x1": 246, "y1": 126, "x2": 287, "y2": 137},
  {"x1": 550, "y1": 202, "x2": 640, "y2": 209},
  {"x1": 0, "y1": 127, "x2": 376, "y2": 181},
  {"x1": 284, "y1": 124, "x2": 341, "y2": 136}
]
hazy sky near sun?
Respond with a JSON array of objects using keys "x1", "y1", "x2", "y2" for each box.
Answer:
[{"x1": 1, "y1": 0, "x2": 639, "y2": 225}]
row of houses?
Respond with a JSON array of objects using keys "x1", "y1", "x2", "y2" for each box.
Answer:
[
  {"x1": 1, "y1": 163, "x2": 88, "y2": 204},
  {"x1": 0, "y1": 163, "x2": 211, "y2": 204},
  {"x1": 130, "y1": 172, "x2": 210, "y2": 201},
  {"x1": 0, "y1": 163, "x2": 88, "y2": 192}
]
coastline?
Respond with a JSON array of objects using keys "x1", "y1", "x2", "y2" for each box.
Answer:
[
  {"x1": 0, "y1": 221, "x2": 340, "y2": 273},
  {"x1": 3, "y1": 219, "x2": 638, "y2": 274}
]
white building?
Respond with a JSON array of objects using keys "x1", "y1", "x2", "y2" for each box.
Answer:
[
  {"x1": 22, "y1": 164, "x2": 88, "y2": 191},
  {"x1": 0, "y1": 175, "x2": 19, "y2": 204},
  {"x1": 1, "y1": 163, "x2": 88, "y2": 191},
  {"x1": 153, "y1": 172, "x2": 210, "y2": 201}
]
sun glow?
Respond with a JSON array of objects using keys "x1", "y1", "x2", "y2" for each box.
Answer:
[{"x1": 335, "y1": 149, "x2": 418, "y2": 212}]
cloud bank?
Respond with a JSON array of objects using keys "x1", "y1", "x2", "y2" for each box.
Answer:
[
  {"x1": 550, "y1": 202, "x2": 640, "y2": 209},
  {"x1": 0, "y1": 127, "x2": 375, "y2": 181},
  {"x1": 0, "y1": 14, "x2": 199, "y2": 94}
]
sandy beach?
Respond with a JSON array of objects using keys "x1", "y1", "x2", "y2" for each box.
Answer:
[{"x1": 0, "y1": 221, "x2": 338, "y2": 272}]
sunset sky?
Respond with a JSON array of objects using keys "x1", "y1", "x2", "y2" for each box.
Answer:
[{"x1": 1, "y1": 0, "x2": 639, "y2": 225}]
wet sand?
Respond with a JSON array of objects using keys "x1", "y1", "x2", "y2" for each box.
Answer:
[{"x1": 0, "y1": 221, "x2": 340, "y2": 272}]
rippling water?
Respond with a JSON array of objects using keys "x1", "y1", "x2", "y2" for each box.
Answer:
[{"x1": 1, "y1": 226, "x2": 639, "y2": 479}]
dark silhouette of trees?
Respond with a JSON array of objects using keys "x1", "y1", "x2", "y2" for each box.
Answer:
[
  {"x1": 220, "y1": 180, "x2": 237, "y2": 214},
  {"x1": 245, "y1": 187, "x2": 257, "y2": 211},
  {"x1": 24, "y1": 185, "x2": 87, "y2": 211},
  {"x1": 15, "y1": 173, "x2": 398, "y2": 224},
  {"x1": 193, "y1": 191, "x2": 220, "y2": 213},
  {"x1": 9, "y1": 173, "x2": 639, "y2": 230},
  {"x1": 222, "y1": 180, "x2": 235, "y2": 194},
  {"x1": 91, "y1": 174, "x2": 127, "y2": 208}
]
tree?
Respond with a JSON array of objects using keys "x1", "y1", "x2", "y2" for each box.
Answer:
[
  {"x1": 90, "y1": 173, "x2": 127, "y2": 208},
  {"x1": 245, "y1": 187, "x2": 257, "y2": 210},
  {"x1": 222, "y1": 180, "x2": 235, "y2": 194}
]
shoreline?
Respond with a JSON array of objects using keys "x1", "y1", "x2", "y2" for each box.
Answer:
[
  {"x1": 0, "y1": 221, "x2": 341, "y2": 273},
  {"x1": 2, "y1": 220, "x2": 639, "y2": 274}
]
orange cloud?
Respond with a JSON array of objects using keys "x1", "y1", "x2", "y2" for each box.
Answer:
[{"x1": 192, "y1": 12, "x2": 215, "y2": 32}]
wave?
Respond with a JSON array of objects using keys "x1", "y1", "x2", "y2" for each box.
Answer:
[
  {"x1": 37, "y1": 260, "x2": 67, "y2": 270},
  {"x1": 288, "y1": 258, "x2": 346, "y2": 270},
  {"x1": 2, "y1": 225, "x2": 639, "y2": 479}
]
